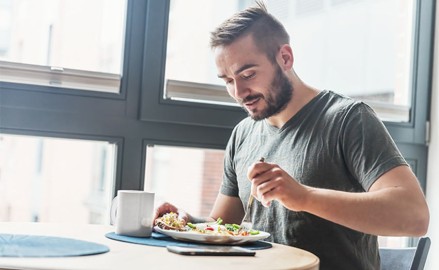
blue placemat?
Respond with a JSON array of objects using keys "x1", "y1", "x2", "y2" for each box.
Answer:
[
  {"x1": 0, "y1": 234, "x2": 110, "y2": 257},
  {"x1": 105, "y1": 232, "x2": 272, "y2": 250}
]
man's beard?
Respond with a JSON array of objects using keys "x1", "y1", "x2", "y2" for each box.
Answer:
[{"x1": 240, "y1": 66, "x2": 293, "y2": 121}]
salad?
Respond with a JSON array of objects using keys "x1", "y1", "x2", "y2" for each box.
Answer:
[{"x1": 155, "y1": 212, "x2": 260, "y2": 236}]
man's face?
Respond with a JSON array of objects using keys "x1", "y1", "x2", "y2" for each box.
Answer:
[
  {"x1": 249, "y1": 64, "x2": 293, "y2": 120},
  {"x1": 214, "y1": 35, "x2": 292, "y2": 120}
]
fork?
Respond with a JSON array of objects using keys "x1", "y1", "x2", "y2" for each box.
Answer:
[
  {"x1": 241, "y1": 157, "x2": 265, "y2": 231},
  {"x1": 240, "y1": 193, "x2": 255, "y2": 231}
]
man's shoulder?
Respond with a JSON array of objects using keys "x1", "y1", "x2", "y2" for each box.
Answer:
[
  {"x1": 319, "y1": 90, "x2": 368, "y2": 115},
  {"x1": 322, "y1": 90, "x2": 361, "y2": 107}
]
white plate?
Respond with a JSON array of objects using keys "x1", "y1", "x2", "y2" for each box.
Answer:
[{"x1": 154, "y1": 226, "x2": 270, "y2": 245}]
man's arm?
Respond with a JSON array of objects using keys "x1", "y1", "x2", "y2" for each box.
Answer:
[
  {"x1": 303, "y1": 165, "x2": 429, "y2": 236},
  {"x1": 209, "y1": 193, "x2": 245, "y2": 224},
  {"x1": 249, "y1": 162, "x2": 429, "y2": 236}
]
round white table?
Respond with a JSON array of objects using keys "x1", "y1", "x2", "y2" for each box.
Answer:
[{"x1": 0, "y1": 222, "x2": 319, "y2": 270}]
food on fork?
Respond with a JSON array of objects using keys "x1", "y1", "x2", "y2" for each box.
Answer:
[{"x1": 155, "y1": 212, "x2": 260, "y2": 236}]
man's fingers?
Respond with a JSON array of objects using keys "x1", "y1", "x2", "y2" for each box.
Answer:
[
  {"x1": 247, "y1": 159, "x2": 269, "y2": 180},
  {"x1": 153, "y1": 202, "x2": 178, "y2": 220}
]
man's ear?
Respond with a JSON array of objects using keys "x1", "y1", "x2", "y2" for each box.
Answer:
[{"x1": 278, "y1": 44, "x2": 294, "y2": 70}]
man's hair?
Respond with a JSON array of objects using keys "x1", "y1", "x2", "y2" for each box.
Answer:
[{"x1": 210, "y1": 0, "x2": 290, "y2": 63}]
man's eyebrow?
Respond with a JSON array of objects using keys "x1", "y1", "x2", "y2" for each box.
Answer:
[
  {"x1": 217, "y1": 64, "x2": 258, "y2": 78},
  {"x1": 234, "y1": 64, "x2": 258, "y2": 76}
]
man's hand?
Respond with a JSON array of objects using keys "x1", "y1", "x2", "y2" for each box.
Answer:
[
  {"x1": 247, "y1": 160, "x2": 310, "y2": 210},
  {"x1": 153, "y1": 202, "x2": 189, "y2": 225}
]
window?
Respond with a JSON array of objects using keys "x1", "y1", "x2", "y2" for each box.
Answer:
[
  {"x1": 145, "y1": 145, "x2": 224, "y2": 217},
  {"x1": 0, "y1": 0, "x2": 433, "y2": 246},
  {"x1": 139, "y1": 0, "x2": 434, "y2": 250},
  {"x1": 164, "y1": 1, "x2": 241, "y2": 105},
  {"x1": 0, "y1": 0, "x2": 126, "y2": 93},
  {"x1": 379, "y1": 237, "x2": 410, "y2": 249},
  {"x1": 0, "y1": 134, "x2": 116, "y2": 224},
  {"x1": 164, "y1": 0, "x2": 415, "y2": 122},
  {"x1": 285, "y1": 0, "x2": 415, "y2": 122}
]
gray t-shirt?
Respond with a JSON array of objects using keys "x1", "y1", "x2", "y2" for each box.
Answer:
[{"x1": 220, "y1": 90, "x2": 407, "y2": 270}]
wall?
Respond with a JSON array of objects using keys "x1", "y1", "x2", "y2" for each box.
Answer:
[{"x1": 425, "y1": 2, "x2": 439, "y2": 269}]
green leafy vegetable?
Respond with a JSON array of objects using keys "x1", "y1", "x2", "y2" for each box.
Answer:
[
  {"x1": 225, "y1": 223, "x2": 241, "y2": 232},
  {"x1": 249, "y1": 229, "x2": 260, "y2": 235},
  {"x1": 186, "y1": 222, "x2": 196, "y2": 229}
]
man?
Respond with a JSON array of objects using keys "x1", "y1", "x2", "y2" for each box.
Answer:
[{"x1": 154, "y1": 2, "x2": 429, "y2": 269}]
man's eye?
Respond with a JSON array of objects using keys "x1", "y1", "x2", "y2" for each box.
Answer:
[
  {"x1": 225, "y1": 79, "x2": 233, "y2": 84},
  {"x1": 242, "y1": 73, "x2": 255, "y2": 80}
]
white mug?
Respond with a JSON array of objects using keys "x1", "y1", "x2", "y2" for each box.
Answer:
[{"x1": 110, "y1": 190, "x2": 155, "y2": 237}]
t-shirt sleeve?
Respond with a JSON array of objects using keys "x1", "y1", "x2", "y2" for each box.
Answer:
[
  {"x1": 341, "y1": 103, "x2": 408, "y2": 191},
  {"x1": 220, "y1": 127, "x2": 240, "y2": 197}
]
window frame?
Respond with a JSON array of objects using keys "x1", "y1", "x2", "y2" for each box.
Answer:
[
  {"x1": 0, "y1": 0, "x2": 434, "y2": 198},
  {"x1": 0, "y1": 0, "x2": 128, "y2": 100},
  {"x1": 138, "y1": 0, "x2": 434, "y2": 191},
  {"x1": 140, "y1": 0, "x2": 434, "y2": 143},
  {"x1": 139, "y1": 0, "x2": 246, "y2": 129},
  {"x1": 382, "y1": 0, "x2": 435, "y2": 146},
  {"x1": 0, "y1": 0, "x2": 233, "y2": 195}
]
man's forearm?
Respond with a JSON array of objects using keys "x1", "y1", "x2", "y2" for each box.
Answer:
[{"x1": 302, "y1": 185, "x2": 429, "y2": 236}]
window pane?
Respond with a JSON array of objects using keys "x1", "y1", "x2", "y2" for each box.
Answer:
[
  {"x1": 0, "y1": 0, "x2": 126, "y2": 92},
  {"x1": 144, "y1": 145, "x2": 224, "y2": 217},
  {"x1": 0, "y1": 134, "x2": 116, "y2": 224},
  {"x1": 378, "y1": 236, "x2": 410, "y2": 248},
  {"x1": 165, "y1": 0, "x2": 414, "y2": 122},
  {"x1": 164, "y1": 0, "x2": 240, "y2": 105},
  {"x1": 282, "y1": 0, "x2": 414, "y2": 122}
]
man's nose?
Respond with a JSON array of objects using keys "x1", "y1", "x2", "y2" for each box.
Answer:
[{"x1": 233, "y1": 80, "x2": 248, "y2": 99}]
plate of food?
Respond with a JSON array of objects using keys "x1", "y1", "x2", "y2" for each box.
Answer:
[{"x1": 154, "y1": 212, "x2": 270, "y2": 245}]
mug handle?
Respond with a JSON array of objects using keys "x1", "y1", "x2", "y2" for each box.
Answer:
[{"x1": 110, "y1": 196, "x2": 118, "y2": 225}]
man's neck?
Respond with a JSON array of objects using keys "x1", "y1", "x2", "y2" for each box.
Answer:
[{"x1": 266, "y1": 81, "x2": 320, "y2": 129}]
